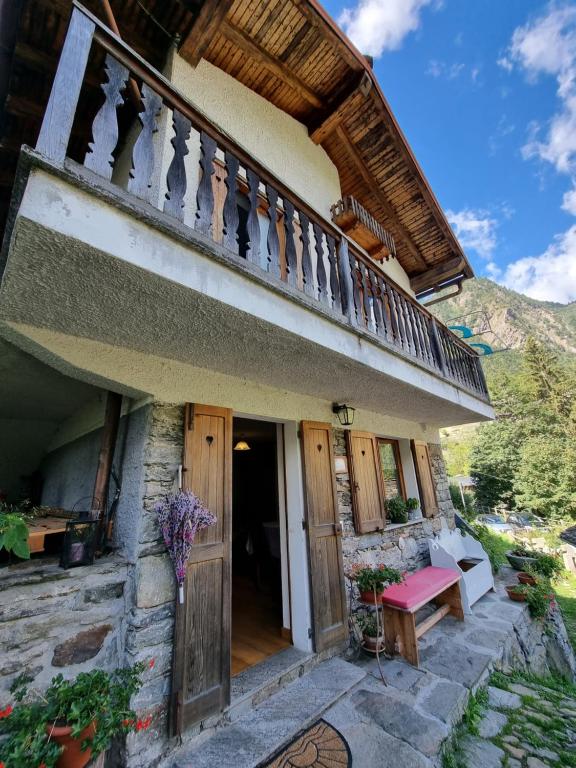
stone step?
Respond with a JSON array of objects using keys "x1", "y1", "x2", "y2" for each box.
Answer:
[{"x1": 169, "y1": 657, "x2": 366, "y2": 768}]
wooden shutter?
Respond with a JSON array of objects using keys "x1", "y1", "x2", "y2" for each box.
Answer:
[
  {"x1": 411, "y1": 440, "x2": 438, "y2": 517},
  {"x1": 300, "y1": 421, "x2": 347, "y2": 652},
  {"x1": 346, "y1": 431, "x2": 386, "y2": 533},
  {"x1": 171, "y1": 404, "x2": 232, "y2": 734}
]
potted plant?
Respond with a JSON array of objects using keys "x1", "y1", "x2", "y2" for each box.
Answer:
[
  {"x1": 506, "y1": 546, "x2": 540, "y2": 571},
  {"x1": 350, "y1": 563, "x2": 403, "y2": 603},
  {"x1": 0, "y1": 500, "x2": 35, "y2": 561},
  {"x1": 405, "y1": 497, "x2": 420, "y2": 520},
  {"x1": 517, "y1": 571, "x2": 537, "y2": 586},
  {"x1": 0, "y1": 661, "x2": 154, "y2": 768},
  {"x1": 387, "y1": 496, "x2": 408, "y2": 524},
  {"x1": 505, "y1": 583, "x2": 529, "y2": 603},
  {"x1": 356, "y1": 612, "x2": 384, "y2": 652}
]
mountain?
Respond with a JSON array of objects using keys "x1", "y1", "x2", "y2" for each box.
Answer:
[{"x1": 432, "y1": 278, "x2": 576, "y2": 367}]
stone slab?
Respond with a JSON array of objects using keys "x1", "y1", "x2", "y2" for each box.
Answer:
[
  {"x1": 461, "y1": 736, "x2": 505, "y2": 768},
  {"x1": 478, "y1": 709, "x2": 508, "y2": 738},
  {"x1": 418, "y1": 680, "x2": 468, "y2": 725},
  {"x1": 418, "y1": 636, "x2": 492, "y2": 688},
  {"x1": 488, "y1": 686, "x2": 522, "y2": 710},
  {"x1": 170, "y1": 657, "x2": 365, "y2": 768},
  {"x1": 230, "y1": 647, "x2": 312, "y2": 700}
]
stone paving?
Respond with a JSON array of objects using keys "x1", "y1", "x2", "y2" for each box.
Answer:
[
  {"x1": 166, "y1": 572, "x2": 575, "y2": 768},
  {"x1": 460, "y1": 674, "x2": 576, "y2": 768}
]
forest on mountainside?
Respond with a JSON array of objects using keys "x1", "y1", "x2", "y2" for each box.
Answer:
[{"x1": 433, "y1": 278, "x2": 576, "y2": 521}]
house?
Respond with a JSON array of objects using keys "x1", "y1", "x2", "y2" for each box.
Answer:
[{"x1": 0, "y1": 0, "x2": 494, "y2": 765}]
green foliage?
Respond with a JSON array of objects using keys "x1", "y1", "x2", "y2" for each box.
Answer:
[
  {"x1": 0, "y1": 501, "x2": 32, "y2": 560},
  {"x1": 386, "y1": 496, "x2": 419, "y2": 524},
  {"x1": 449, "y1": 484, "x2": 475, "y2": 514},
  {"x1": 469, "y1": 523, "x2": 512, "y2": 574},
  {"x1": 356, "y1": 612, "x2": 380, "y2": 638},
  {"x1": 0, "y1": 663, "x2": 151, "y2": 768},
  {"x1": 350, "y1": 563, "x2": 403, "y2": 593},
  {"x1": 468, "y1": 337, "x2": 576, "y2": 520}
]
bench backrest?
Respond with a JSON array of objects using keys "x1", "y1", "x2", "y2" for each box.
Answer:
[{"x1": 433, "y1": 529, "x2": 467, "y2": 562}]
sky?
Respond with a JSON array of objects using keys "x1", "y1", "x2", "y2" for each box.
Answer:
[{"x1": 318, "y1": 0, "x2": 576, "y2": 304}]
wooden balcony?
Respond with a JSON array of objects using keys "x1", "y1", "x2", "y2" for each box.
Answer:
[{"x1": 27, "y1": 2, "x2": 489, "y2": 403}]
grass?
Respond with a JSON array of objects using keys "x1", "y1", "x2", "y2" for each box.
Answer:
[
  {"x1": 555, "y1": 571, "x2": 576, "y2": 654},
  {"x1": 441, "y1": 687, "x2": 489, "y2": 768}
]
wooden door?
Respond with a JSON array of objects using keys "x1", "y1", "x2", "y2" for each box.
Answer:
[
  {"x1": 171, "y1": 404, "x2": 232, "y2": 734},
  {"x1": 346, "y1": 431, "x2": 386, "y2": 533},
  {"x1": 411, "y1": 440, "x2": 438, "y2": 517},
  {"x1": 300, "y1": 421, "x2": 347, "y2": 652}
]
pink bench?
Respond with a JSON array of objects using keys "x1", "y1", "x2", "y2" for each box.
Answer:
[{"x1": 381, "y1": 566, "x2": 464, "y2": 667}]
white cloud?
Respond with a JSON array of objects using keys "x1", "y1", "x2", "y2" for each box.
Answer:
[
  {"x1": 446, "y1": 208, "x2": 498, "y2": 260},
  {"x1": 426, "y1": 60, "x2": 465, "y2": 79},
  {"x1": 338, "y1": 0, "x2": 432, "y2": 58},
  {"x1": 562, "y1": 186, "x2": 576, "y2": 215},
  {"x1": 503, "y1": 4, "x2": 576, "y2": 200},
  {"x1": 498, "y1": 224, "x2": 576, "y2": 302}
]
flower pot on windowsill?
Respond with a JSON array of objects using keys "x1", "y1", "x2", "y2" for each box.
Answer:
[
  {"x1": 362, "y1": 633, "x2": 385, "y2": 652},
  {"x1": 46, "y1": 721, "x2": 96, "y2": 768},
  {"x1": 359, "y1": 589, "x2": 384, "y2": 604}
]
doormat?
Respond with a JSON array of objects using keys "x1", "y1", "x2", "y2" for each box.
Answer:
[{"x1": 259, "y1": 719, "x2": 351, "y2": 768}]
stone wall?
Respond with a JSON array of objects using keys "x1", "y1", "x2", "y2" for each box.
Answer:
[
  {"x1": 0, "y1": 556, "x2": 129, "y2": 698},
  {"x1": 334, "y1": 430, "x2": 456, "y2": 577}
]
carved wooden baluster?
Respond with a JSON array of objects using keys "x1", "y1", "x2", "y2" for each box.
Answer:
[
  {"x1": 389, "y1": 287, "x2": 405, "y2": 348},
  {"x1": 370, "y1": 270, "x2": 384, "y2": 336},
  {"x1": 222, "y1": 150, "x2": 240, "y2": 253},
  {"x1": 245, "y1": 169, "x2": 261, "y2": 265},
  {"x1": 195, "y1": 131, "x2": 217, "y2": 237},
  {"x1": 349, "y1": 251, "x2": 362, "y2": 325},
  {"x1": 283, "y1": 200, "x2": 298, "y2": 288},
  {"x1": 313, "y1": 223, "x2": 327, "y2": 304},
  {"x1": 337, "y1": 238, "x2": 354, "y2": 323},
  {"x1": 84, "y1": 55, "x2": 128, "y2": 179},
  {"x1": 420, "y1": 315, "x2": 434, "y2": 364},
  {"x1": 378, "y1": 278, "x2": 392, "y2": 342},
  {"x1": 163, "y1": 109, "x2": 191, "y2": 222},
  {"x1": 402, "y1": 296, "x2": 417, "y2": 355},
  {"x1": 298, "y1": 211, "x2": 314, "y2": 297},
  {"x1": 265, "y1": 185, "x2": 281, "y2": 277},
  {"x1": 361, "y1": 263, "x2": 373, "y2": 331},
  {"x1": 326, "y1": 235, "x2": 341, "y2": 313},
  {"x1": 408, "y1": 303, "x2": 423, "y2": 358},
  {"x1": 128, "y1": 83, "x2": 162, "y2": 203}
]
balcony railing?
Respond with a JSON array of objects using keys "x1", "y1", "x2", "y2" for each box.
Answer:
[{"x1": 33, "y1": 2, "x2": 489, "y2": 402}]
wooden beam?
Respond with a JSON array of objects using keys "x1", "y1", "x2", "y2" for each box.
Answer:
[
  {"x1": 92, "y1": 391, "x2": 122, "y2": 532},
  {"x1": 179, "y1": 0, "x2": 233, "y2": 67},
  {"x1": 410, "y1": 256, "x2": 465, "y2": 294},
  {"x1": 219, "y1": 20, "x2": 324, "y2": 109},
  {"x1": 334, "y1": 125, "x2": 427, "y2": 270},
  {"x1": 310, "y1": 71, "x2": 371, "y2": 144}
]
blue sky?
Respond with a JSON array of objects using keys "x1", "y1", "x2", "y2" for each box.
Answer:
[{"x1": 319, "y1": 0, "x2": 576, "y2": 303}]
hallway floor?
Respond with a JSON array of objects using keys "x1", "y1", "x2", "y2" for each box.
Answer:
[{"x1": 231, "y1": 577, "x2": 290, "y2": 675}]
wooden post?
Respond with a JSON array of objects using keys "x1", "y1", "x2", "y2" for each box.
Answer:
[
  {"x1": 36, "y1": 7, "x2": 95, "y2": 163},
  {"x1": 430, "y1": 318, "x2": 447, "y2": 377},
  {"x1": 92, "y1": 391, "x2": 122, "y2": 538},
  {"x1": 337, "y1": 238, "x2": 355, "y2": 324}
]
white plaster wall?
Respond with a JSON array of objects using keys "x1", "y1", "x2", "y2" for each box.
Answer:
[
  {"x1": 160, "y1": 55, "x2": 342, "y2": 221},
  {"x1": 378, "y1": 256, "x2": 414, "y2": 296}
]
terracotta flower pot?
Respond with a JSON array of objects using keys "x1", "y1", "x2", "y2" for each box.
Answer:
[
  {"x1": 505, "y1": 585, "x2": 527, "y2": 603},
  {"x1": 518, "y1": 572, "x2": 537, "y2": 586},
  {"x1": 359, "y1": 589, "x2": 384, "y2": 604},
  {"x1": 362, "y1": 633, "x2": 385, "y2": 652},
  {"x1": 46, "y1": 721, "x2": 96, "y2": 768}
]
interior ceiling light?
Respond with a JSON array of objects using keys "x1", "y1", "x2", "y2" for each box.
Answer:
[{"x1": 234, "y1": 440, "x2": 251, "y2": 451}]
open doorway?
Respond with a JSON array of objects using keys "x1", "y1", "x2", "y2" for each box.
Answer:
[{"x1": 231, "y1": 417, "x2": 291, "y2": 675}]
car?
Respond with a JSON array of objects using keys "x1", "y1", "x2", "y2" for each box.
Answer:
[
  {"x1": 507, "y1": 513, "x2": 545, "y2": 530},
  {"x1": 475, "y1": 514, "x2": 514, "y2": 533}
]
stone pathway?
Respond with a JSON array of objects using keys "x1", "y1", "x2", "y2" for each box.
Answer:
[{"x1": 459, "y1": 674, "x2": 576, "y2": 768}]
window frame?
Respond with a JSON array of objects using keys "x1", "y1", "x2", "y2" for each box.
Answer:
[{"x1": 376, "y1": 438, "x2": 407, "y2": 502}]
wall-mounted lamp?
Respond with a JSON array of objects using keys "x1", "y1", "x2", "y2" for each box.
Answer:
[
  {"x1": 332, "y1": 403, "x2": 356, "y2": 427},
  {"x1": 233, "y1": 440, "x2": 251, "y2": 451}
]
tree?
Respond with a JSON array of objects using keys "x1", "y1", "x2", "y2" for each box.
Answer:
[{"x1": 470, "y1": 419, "x2": 522, "y2": 511}]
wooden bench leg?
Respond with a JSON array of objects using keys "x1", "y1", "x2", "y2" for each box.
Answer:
[
  {"x1": 435, "y1": 581, "x2": 465, "y2": 621},
  {"x1": 383, "y1": 606, "x2": 398, "y2": 656},
  {"x1": 384, "y1": 606, "x2": 419, "y2": 667}
]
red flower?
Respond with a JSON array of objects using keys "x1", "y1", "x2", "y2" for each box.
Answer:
[
  {"x1": 1, "y1": 761, "x2": 5, "y2": 768},
  {"x1": 39, "y1": 763, "x2": 47, "y2": 768},
  {"x1": 149, "y1": 658, "x2": 155, "y2": 669},
  {"x1": 136, "y1": 715, "x2": 153, "y2": 732},
  {"x1": 122, "y1": 718, "x2": 135, "y2": 727},
  {"x1": 0, "y1": 705, "x2": 13, "y2": 719}
]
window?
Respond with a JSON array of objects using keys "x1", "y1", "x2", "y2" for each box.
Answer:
[{"x1": 377, "y1": 439, "x2": 406, "y2": 500}]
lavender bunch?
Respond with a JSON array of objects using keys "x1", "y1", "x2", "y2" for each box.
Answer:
[{"x1": 154, "y1": 490, "x2": 216, "y2": 602}]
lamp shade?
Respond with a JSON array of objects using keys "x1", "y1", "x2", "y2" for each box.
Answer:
[
  {"x1": 234, "y1": 440, "x2": 251, "y2": 451},
  {"x1": 332, "y1": 403, "x2": 355, "y2": 427}
]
